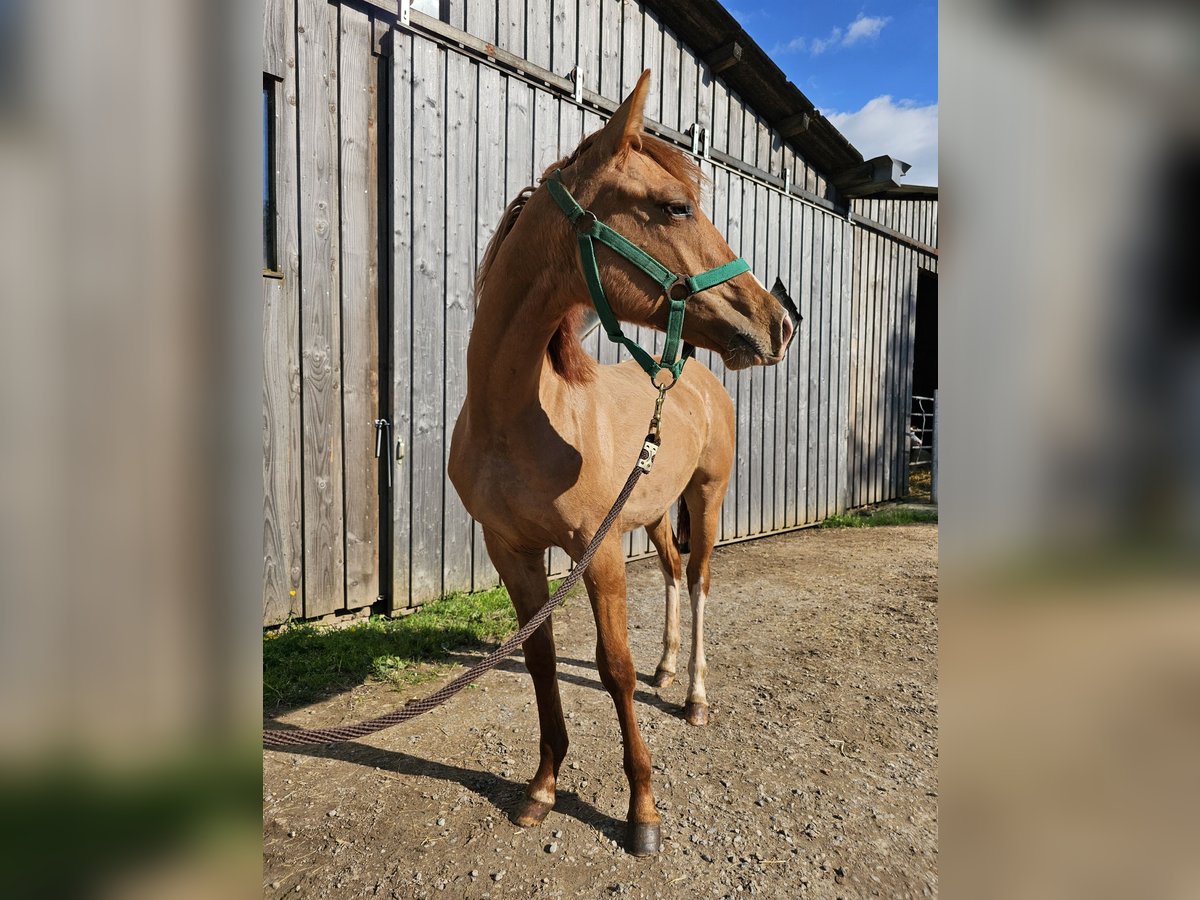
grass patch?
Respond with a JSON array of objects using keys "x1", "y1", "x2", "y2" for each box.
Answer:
[
  {"x1": 820, "y1": 506, "x2": 939, "y2": 528},
  {"x1": 263, "y1": 585, "x2": 519, "y2": 711}
]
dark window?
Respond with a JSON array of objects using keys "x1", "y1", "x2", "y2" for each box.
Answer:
[{"x1": 263, "y1": 74, "x2": 279, "y2": 273}]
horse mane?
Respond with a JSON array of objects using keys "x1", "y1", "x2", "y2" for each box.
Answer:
[{"x1": 473, "y1": 134, "x2": 702, "y2": 386}]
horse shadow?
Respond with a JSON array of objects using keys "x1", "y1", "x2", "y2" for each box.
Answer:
[
  {"x1": 439, "y1": 651, "x2": 686, "y2": 719},
  {"x1": 264, "y1": 656, "x2": 686, "y2": 844}
]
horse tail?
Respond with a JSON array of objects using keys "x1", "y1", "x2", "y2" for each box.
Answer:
[{"x1": 674, "y1": 496, "x2": 691, "y2": 555}]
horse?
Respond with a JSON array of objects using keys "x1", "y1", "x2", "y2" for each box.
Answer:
[{"x1": 447, "y1": 70, "x2": 794, "y2": 856}]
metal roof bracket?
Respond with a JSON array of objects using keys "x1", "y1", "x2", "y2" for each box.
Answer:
[{"x1": 399, "y1": 0, "x2": 411, "y2": 29}]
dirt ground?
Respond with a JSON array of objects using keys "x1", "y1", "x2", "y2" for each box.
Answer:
[{"x1": 263, "y1": 525, "x2": 938, "y2": 899}]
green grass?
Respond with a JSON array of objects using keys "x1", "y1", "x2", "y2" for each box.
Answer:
[
  {"x1": 820, "y1": 506, "x2": 939, "y2": 528},
  {"x1": 263, "y1": 585, "x2": 520, "y2": 710}
]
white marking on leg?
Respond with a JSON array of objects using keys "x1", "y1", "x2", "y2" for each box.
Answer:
[
  {"x1": 687, "y1": 583, "x2": 708, "y2": 707},
  {"x1": 657, "y1": 578, "x2": 681, "y2": 676}
]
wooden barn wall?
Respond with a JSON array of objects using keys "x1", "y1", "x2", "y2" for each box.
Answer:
[
  {"x1": 262, "y1": 0, "x2": 931, "y2": 623},
  {"x1": 846, "y1": 199, "x2": 936, "y2": 509},
  {"x1": 263, "y1": 0, "x2": 385, "y2": 625},
  {"x1": 388, "y1": 15, "x2": 854, "y2": 610}
]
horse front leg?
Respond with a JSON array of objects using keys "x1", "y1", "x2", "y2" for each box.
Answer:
[
  {"x1": 580, "y1": 535, "x2": 662, "y2": 856},
  {"x1": 483, "y1": 529, "x2": 568, "y2": 828}
]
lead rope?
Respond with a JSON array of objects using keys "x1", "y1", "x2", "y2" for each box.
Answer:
[{"x1": 263, "y1": 391, "x2": 670, "y2": 750}]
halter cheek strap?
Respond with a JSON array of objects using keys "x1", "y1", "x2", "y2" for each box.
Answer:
[{"x1": 544, "y1": 170, "x2": 750, "y2": 385}]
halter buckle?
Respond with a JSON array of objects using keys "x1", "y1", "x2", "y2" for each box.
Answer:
[{"x1": 573, "y1": 210, "x2": 597, "y2": 235}]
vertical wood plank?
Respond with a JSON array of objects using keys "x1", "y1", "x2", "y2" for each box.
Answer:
[
  {"x1": 751, "y1": 182, "x2": 769, "y2": 534},
  {"x1": 339, "y1": 4, "x2": 380, "y2": 610},
  {"x1": 391, "y1": 30, "x2": 414, "y2": 609},
  {"x1": 263, "y1": 0, "x2": 303, "y2": 624},
  {"x1": 577, "y1": 0, "x2": 601, "y2": 96},
  {"x1": 442, "y1": 51, "x2": 478, "y2": 595},
  {"x1": 409, "y1": 38, "x2": 447, "y2": 603},
  {"x1": 736, "y1": 173, "x2": 752, "y2": 537},
  {"x1": 806, "y1": 208, "x2": 823, "y2": 524},
  {"x1": 620, "y1": 0, "x2": 643, "y2": 99},
  {"x1": 641, "y1": 10, "x2": 662, "y2": 123},
  {"x1": 711, "y1": 76, "x2": 729, "y2": 155},
  {"x1": 763, "y1": 184, "x2": 782, "y2": 530},
  {"x1": 599, "y1": 0, "x2": 620, "y2": 101},
  {"x1": 298, "y1": 0, "x2": 345, "y2": 617},
  {"x1": 471, "y1": 64, "x2": 506, "y2": 591},
  {"x1": 783, "y1": 197, "x2": 800, "y2": 527},
  {"x1": 679, "y1": 41, "x2": 698, "y2": 134},
  {"x1": 526, "y1": 0, "x2": 551, "y2": 70},
  {"x1": 498, "y1": 0, "x2": 527, "y2": 61},
  {"x1": 551, "y1": 0, "x2": 577, "y2": 77},
  {"x1": 660, "y1": 29, "x2": 681, "y2": 132},
  {"x1": 471, "y1": 0, "x2": 498, "y2": 45},
  {"x1": 797, "y1": 202, "x2": 813, "y2": 523}
]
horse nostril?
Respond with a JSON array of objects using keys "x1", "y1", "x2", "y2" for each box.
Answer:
[{"x1": 781, "y1": 313, "x2": 795, "y2": 349}]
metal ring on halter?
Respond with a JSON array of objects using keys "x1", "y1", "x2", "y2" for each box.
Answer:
[
  {"x1": 573, "y1": 210, "x2": 598, "y2": 235},
  {"x1": 653, "y1": 367, "x2": 680, "y2": 390},
  {"x1": 667, "y1": 274, "x2": 692, "y2": 301}
]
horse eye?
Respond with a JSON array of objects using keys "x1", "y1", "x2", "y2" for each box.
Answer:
[{"x1": 662, "y1": 202, "x2": 693, "y2": 219}]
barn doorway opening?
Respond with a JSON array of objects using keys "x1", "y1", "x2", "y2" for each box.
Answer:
[{"x1": 907, "y1": 269, "x2": 938, "y2": 497}]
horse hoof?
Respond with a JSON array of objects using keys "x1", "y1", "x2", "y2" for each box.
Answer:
[
  {"x1": 684, "y1": 701, "x2": 709, "y2": 726},
  {"x1": 652, "y1": 668, "x2": 675, "y2": 689},
  {"x1": 626, "y1": 822, "x2": 662, "y2": 856},
  {"x1": 512, "y1": 798, "x2": 554, "y2": 828}
]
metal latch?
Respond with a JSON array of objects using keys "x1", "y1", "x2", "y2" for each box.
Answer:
[
  {"x1": 571, "y1": 65, "x2": 584, "y2": 103},
  {"x1": 374, "y1": 419, "x2": 393, "y2": 488}
]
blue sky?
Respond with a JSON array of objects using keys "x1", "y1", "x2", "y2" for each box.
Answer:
[{"x1": 728, "y1": 2, "x2": 938, "y2": 185}]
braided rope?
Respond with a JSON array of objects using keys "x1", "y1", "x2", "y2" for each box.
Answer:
[{"x1": 263, "y1": 441, "x2": 654, "y2": 750}]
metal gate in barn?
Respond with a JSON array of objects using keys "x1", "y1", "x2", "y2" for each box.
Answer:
[{"x1": 262, "y1": 0, "x2": 938, "y2": 626}]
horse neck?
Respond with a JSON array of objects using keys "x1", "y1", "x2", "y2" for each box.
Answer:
[{"x1": 465, "y1": 240, "x2": 574, "y2": 426}]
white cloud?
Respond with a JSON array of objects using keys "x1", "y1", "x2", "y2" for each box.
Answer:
[
  {"x1": 810, "y1": 28, "x2": 842, "y2": 56},
  {"x1": 770, "y1": 36, "x2": 807, "y2": 55},
  {"x1": 826, "y1": 95, "x2": 939, "y2": 186},
  {"x1": 843, "y1": 14, "x2": 891, "y2": 47},
  {"x1": 776, "y1": 12, "x2": 892, "y2": 57}
]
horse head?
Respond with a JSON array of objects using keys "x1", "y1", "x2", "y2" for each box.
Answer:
[{"x1": 547, "y1": 69, "x2": 796, "y2": 371}]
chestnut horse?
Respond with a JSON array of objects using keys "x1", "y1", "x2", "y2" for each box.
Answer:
[{"x1": 447, "y1": 70, "x2": 793, "y2": 855}]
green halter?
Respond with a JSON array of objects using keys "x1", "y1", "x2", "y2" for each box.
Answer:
[{"x1": 544, "y1": 170, "x2": 750, "y2": 385}]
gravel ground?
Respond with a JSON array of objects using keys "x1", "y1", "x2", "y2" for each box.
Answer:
[{"x1": 263, "y1": 524, "x2": 938, "y2": 899}]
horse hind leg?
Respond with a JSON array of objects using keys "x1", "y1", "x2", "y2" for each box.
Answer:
[
  {"x1": 681, "y1": 482, "x2": 722, "y2": 727},
  {"x1": 482, "y1": 529, "x2": 568, "y2": 828},
  {"x1": 646, "y1": 515, "x2": 683, "y2": 689}
]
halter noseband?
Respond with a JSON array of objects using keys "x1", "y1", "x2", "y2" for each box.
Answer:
[{"x1": 544, "y1": 169, "x2": 750, "y2": 386}]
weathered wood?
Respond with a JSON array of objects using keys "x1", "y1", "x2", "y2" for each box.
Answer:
[
  {"x1": 736, "y1": 171, "x2": 753, "y2": 536},
  {"x1": 498, "y1": 0, "x2": 526, "y2": 61},
  {"x1": 391, "y1": 30, "x2": 414, "y2": 610},
  {"x1": 340, "y1": 4, "x2": 381, "y2": 610},
  {"x1": 442, "y1": 50, "x2": 478, "y2": 595},
  {"x1": 661, "y1": 28, "x2": 681, "y2": 132},
  {"x1": 551, "y1": 0, "x2": 577, "y2": 77},
  {"x1": 620, "y1": 0, "x2": 643, "y2": 99},
  {"x1": 642, "y1": 10, "x2": 663, "y2": 123},
  {"x1": 704, "y1": 41, "x2": 741, "y2": 75},
  {"x1": 409, "y1": 38, "x2": 447, "y2": 602},
  {"x1": 763, "y1": 184, "x2": 781, "y2": 530},
  {"x1": 835, "y1": 218, "x2": 851, "y2": 512},
  {"x1": 749, "y1": 180, "x2": 767, "y2": 534},
  {"x1": 796, "y1": 201, "x2": 813, "y2": 523},
  {"x1": 471, "y1": 62, "x2": 506, "y2": 592},
  {"x1": 599, "y1": 0, "x2": 620, "y2": 101},
  {"x1": 526, "y1": 0, "x2": 551, "y2": 71},
  {"x1": 262, "y1": 0, "x2": 303, "y2": 626},
  {"x1": 298, "y1": 0, "x2": 345, "y2": 617},
  {"x1": 806, "y1": 206, "x2": 822, "y2": 524},
  {"x1": 576, "y1": 0, "x2": 601, "y2": 96}
]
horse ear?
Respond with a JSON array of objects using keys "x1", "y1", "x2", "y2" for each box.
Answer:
[{"x1": 595, "y1": 69, "x2": 651, "y2": 159}]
